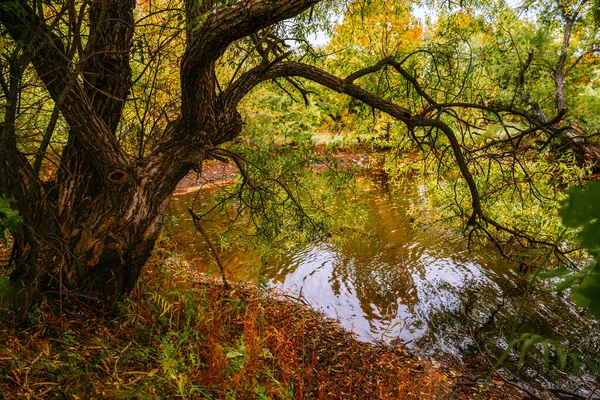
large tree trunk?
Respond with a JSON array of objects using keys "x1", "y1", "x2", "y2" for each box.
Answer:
[
  {"x1": 0, "y1": 0, "x2": 320, "y2": 312},
  {"x1": 9, "y1": 143, "x2": 187, "y2": 309}
]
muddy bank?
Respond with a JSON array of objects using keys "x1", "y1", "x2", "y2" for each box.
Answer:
[
  {"x1": 175, "y1": 147, "x2": 384, "y2": 195},
  {"x1": 175, "y1": 159, "x2": 240, "y2": 194}
]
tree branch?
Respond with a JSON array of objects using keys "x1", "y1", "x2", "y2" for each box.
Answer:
[
  {"x1": 0, "y1": 1, "x2": 132, "y2": 170},
  {"x1": 180, "y1": 0, "x2": 321, "y2": 127},
  {"x1": 220, "y1": 61, "x2": 411, "y2": 120},
  {"x1": 82, "y1": 0, "x2": 136, "y2": 134}
]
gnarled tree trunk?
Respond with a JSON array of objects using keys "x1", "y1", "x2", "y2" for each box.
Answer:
[
  {"x1": 552, "y1": 9, "x2": 600, "y2": 171},
  {"x1": 0, "y1": 0, "x2": 320, "y2": 310}
]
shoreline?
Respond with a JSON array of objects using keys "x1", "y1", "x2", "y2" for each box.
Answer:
[{"x1": 0, "y1": 148, "x2": 535, "y2": 399}]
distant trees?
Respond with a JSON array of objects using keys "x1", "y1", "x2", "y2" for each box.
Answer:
[{"x1": 0, "y1": 0, "x2": 595, "y2": 310}]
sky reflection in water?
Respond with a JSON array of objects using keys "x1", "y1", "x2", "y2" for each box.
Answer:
[{"x1": 167, "y1": 178, "x2": 599, "y2": 374}]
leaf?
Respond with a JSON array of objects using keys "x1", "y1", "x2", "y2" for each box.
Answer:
[
  {"x1": 518, "y1": 334, "x2": 540, "y2": 369},
  {"x1": 571, "y1": 271, "x2": 600, "y2": 319},
  {"x1": 0, "y1": 196, "x2": 22, "y2": 244},
  {"x1": 556, "y1": 345, "x2": 566, "y2": 370},
  {"x1": 2, "y1": 210, "x2": 22, "y2": 230},
  {"x1": 571, "y1": 352, "x2": 581, "y2": 375},
  {"x1": 538, "y1": 267, "x2": 570, "y2": 279},
  {"x1": 0, "y1": 197, "x2": 11, "y2": 211},
  {"x1": 547, "y1": 182, "x2": 600, "y2": 321},
  {"x1": 226, "y1": 349, "x2": 244, "y2": 359},
  {"x1": 559, "y1": 182, "x2": 600, "y2": 253},
  {"x1": 542, "y1": 341, "x2": 550, "y2": 372},
  {"x1": 495, "y1": 337, "x2": 521, "y2": 367}
]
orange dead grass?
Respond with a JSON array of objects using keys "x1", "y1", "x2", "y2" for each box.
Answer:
[{"x1": 0, "y1": 239, "x2": 519, "y2": 399}]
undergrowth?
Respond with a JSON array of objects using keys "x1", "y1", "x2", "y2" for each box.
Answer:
[{"x1": 0, "y1": 236, "x2": 512, "y2": 399}]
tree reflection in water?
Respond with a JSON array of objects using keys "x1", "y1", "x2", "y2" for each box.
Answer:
[{"x1": 168, "y1": 177, "x2": 600, "y2": 394}]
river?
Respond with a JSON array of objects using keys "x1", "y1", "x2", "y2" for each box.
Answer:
[{"x1": 167, "y1": 172, "x2": 600, "y2": 398}]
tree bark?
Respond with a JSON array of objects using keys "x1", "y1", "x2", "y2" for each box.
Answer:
[{"x1": 0, "y1": 0, "x2": 321, "y2": 310}]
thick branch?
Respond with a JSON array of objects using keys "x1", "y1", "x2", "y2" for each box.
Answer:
[
  {"x1": 83, "y1": 0, "x2": 136, "y2": 134},
  {"x1": 180, "y1": 0, "x2": 321, "y2": 126},
  {"x1": 0, "y1": 1, "x2": 131, "y2": 170},
  {"x1": 410, "y1": 117, "x2": 482, "y2": 223},
  {"x1": 220, "y1": 61, "x2": 411, "y2": 120},
  {"x1": 185, "y1": 0, "x2": 320, "y2": 68}
]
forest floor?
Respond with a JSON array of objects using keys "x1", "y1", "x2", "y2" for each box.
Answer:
[
  {"x1": 0, "y1": 147, "x2": 532, "y2": 399},
  {"x1": 0, "y1": 238, "x2": 526, "y2": 399}
]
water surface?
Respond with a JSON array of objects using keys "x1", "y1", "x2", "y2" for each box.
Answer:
[{"x1": 167, "y1": 175, "x2": 600, "y2": 396}]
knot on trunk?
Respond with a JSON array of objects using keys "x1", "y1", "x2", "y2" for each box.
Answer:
[{"x1": 107, "y1": 169, "x2": 128, "y2": 184}]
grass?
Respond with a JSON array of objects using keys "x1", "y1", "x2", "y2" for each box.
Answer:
[{"x1": 0, "y1": 237, "x2": 517, "y2": 399}]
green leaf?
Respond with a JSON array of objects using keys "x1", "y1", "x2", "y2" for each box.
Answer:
[
  {"x1": 226, "y1": 349, "x2": 244, "y2": 359},
  {"x1": 548, "y1": 182, "x2": 600, "y2": 321},
  {"x1": 542, "y1": 341, "x2": 550, "y2": 372},
  {"x1": 559, "y1": 182, "x2": 600, "y2": 253},
  {"x1": 538, "y1": 267, "x2": 570, "y2": 279},
  {"x1": 556, "y1": 345, "x2": 566, "y2": 370},
  {"x1": 0, "y1": 196, "x2": 22, "y2": 244},
  {"x1": 518, "y1": 334, "x2": 540, "y2": 370},
  {"x1": 571, "y1": 352, "x2": 581, "y2": 375},
  {"x1": 571, "y1": 271, "x2": 600, "y2": 319}
]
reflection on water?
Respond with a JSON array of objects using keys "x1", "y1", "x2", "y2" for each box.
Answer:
[{"x1": 167, "y1": 175, "x2": 600, "y2": 395}]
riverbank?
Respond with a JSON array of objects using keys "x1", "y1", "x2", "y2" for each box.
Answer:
[
  {"x1": 174, "y1": 146, "x2": 383, "y2": 195},
  {"x1": 0, "y1": 236, "x2": 525, "y2": 399},
  {"x1": 0, "y1": 148, "x2": 534, "y2": 399}
]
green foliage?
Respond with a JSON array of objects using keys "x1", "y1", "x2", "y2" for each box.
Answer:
[
  {"x1": 538, "y1": 182, "x2": 600, "y2": 319},
  {"x1": 486, "y1": 183, "x2": 600, "y2": 387},
  {"x1": 560, "y1": 182, "x2": 600, "y2": 254},
  {"x1": 0, "y1": 196, "x2": 21, "y2": 244},
  {"x1": 191, "y1": 83, "x2": 363, "y2": 261},
  {"x1": 498, "y1": 333, "x2": 600, "y2": 375},
  {"x1": 389, "y1": 148, "x2": 587, "y2": 256}
]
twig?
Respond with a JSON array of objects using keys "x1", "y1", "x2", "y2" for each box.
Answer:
[{"x1": 188, "y1": 208, "x2": 230, "y2": 290}]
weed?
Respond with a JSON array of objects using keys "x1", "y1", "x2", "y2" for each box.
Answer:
[{"x1": 0, "y1": 240, "x2": 515, "y2": 399}]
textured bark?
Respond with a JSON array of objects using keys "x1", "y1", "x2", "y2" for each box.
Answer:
[
  {"x1": 83, "y1": 0, "x2": 136, "y2": 134},
  {"x1": 0, "y1": 0, "x2": 322, "y2": 310}
]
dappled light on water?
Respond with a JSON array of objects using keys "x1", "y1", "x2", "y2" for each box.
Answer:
[{"x1": 168, "y1": 176, "x2": 600, "y2": 394}]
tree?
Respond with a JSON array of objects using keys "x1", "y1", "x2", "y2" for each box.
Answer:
[
  {"x1": 0, "y1": 0, "x2": 572, "y2": 310},
  {"x1": 517, "y1": 0, "x2": 600, "y2": 168}
]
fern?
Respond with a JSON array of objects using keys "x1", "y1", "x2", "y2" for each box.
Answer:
[{"x1": 0, "y1": 196, "x2": 22, "y2": 244}]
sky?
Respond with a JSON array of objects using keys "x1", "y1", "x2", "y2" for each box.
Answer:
[{"x1": 306, "y1": 3, "x2": 433, "y2": 48}]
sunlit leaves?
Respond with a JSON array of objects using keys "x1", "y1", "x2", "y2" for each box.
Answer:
[
  {"x1": 329, "y1": 0, "x2": 423, "y2": 57},
  {"x1": 550, "y1": 182, "x2": 600, "y2": 319}
]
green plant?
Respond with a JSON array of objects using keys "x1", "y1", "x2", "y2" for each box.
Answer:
[
  {"x1": 482, "y1": 182, "x2": 600, "y2": 396},
  {"x1": 540, "y1": 181, "x2": 600, "y2": 319},
  {"x1": 499, "y1": 333, "x2": 600, "y2": 375},
  {"x1": 0, "y1": 196, "x2": 21, "y2": 244}
]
